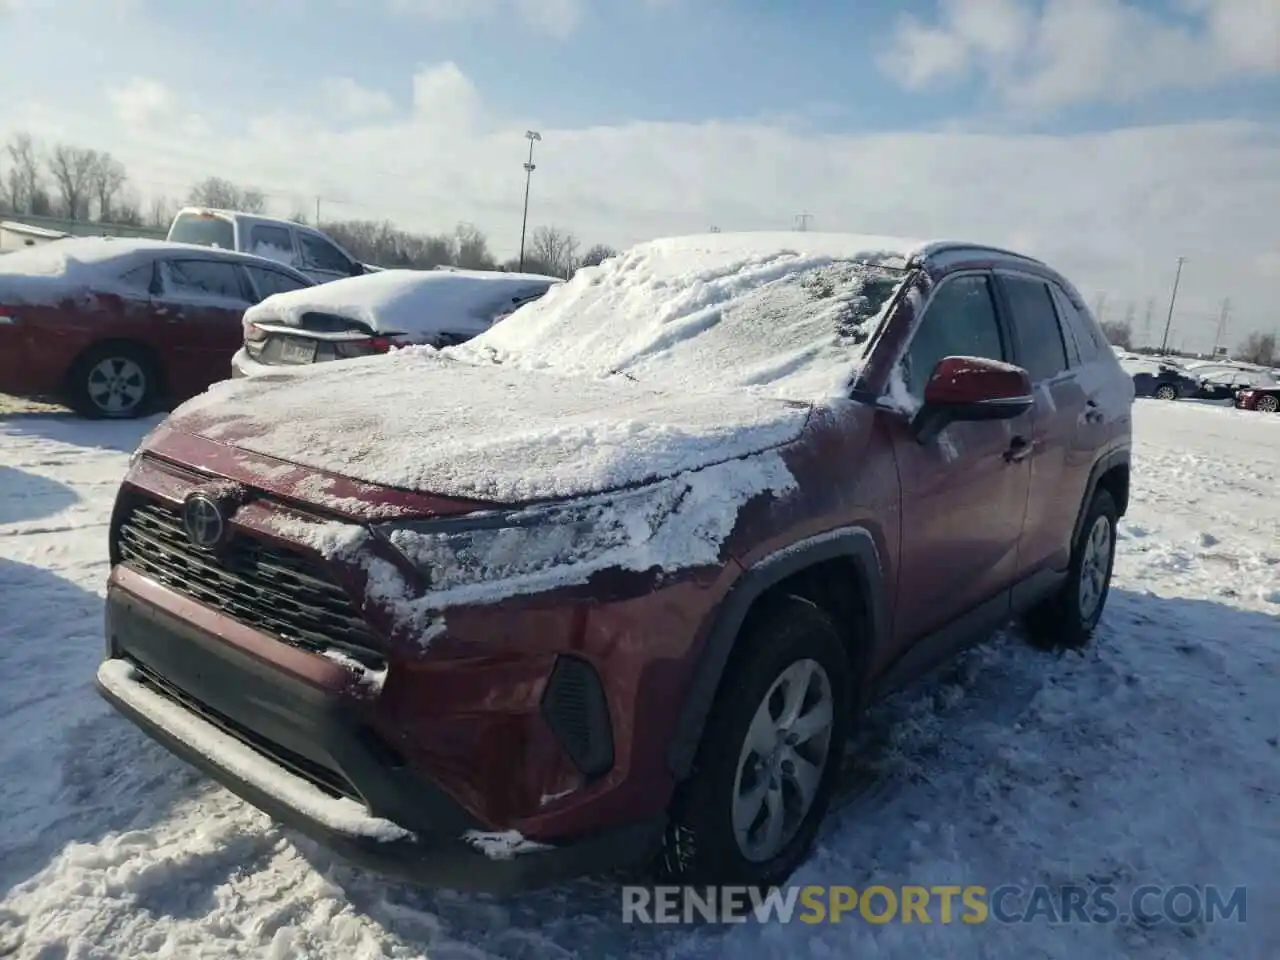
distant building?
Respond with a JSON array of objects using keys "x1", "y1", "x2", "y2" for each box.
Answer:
[
  {"x1": 0, "y1": 213, "x2": 166, "y2": 253},
  {"x1": 0, "y1": 219, "x2": 70, "y2": 252}
]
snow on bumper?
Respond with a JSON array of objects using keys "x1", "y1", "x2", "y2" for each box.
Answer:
[{"x1": 97, "y1": 658, "x2": 411, "y2": 842}]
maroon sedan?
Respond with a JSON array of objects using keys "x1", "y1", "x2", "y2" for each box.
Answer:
[
  {"x1": 0, "y1": 236, "x2": 313, "y2": 418},
  {"x1": 98, "y1": 233, "x2": 1133, "y2": 892},
  {"x1": 1235, "y1": 383, "x2": 1280, "y2": 413}
]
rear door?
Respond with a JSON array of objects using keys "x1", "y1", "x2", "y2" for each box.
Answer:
[
  {"x1": 152, "y1": 257, "x2": 254, "y2": 397},
  {"x1": 994, "y1": 271, "x2": 1095, "y2": 577}
]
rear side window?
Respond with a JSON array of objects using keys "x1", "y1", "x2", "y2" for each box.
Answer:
[
  {"x1": 249, "y1": 225, "x2": 296, "y2": 264},
  {"x1": 118, "y1": 263, "x2": 154, "y2": 294},
  {"x1": 902, "y1": 274, "x2": 1006, "y2": 397},
  {"x1": 1051, "y1": 284, "x2": 1101, "y2": 363},
  {"x1": 1001, "y1": 275, "x2": 1069, "y2": 382},
  {"x1": 245, "y1": 265, "x2": 310, "y2": 300},
  {"x1": 164, "y1": 259, "x2": 247, "y2": 301},
  {"x1": 298, "y1": 232, "x2": 352, "y2": 273},
  {"x1": 168, "y1": 212, "x2": 235, "y2": 250}
]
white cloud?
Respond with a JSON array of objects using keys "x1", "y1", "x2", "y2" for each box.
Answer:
[
  {"x1": 4, "y1": 59, "x2": 1278, "y2": 353},
  {"x1": 881, "y1": 0, "x2": 1280, "y2": 108},
  {"x1": 387, "y1": 0, "x2": 584, "y2": 37},
  {"x1": 321, "y1": 77, "x2": 395, "y2": 119}
]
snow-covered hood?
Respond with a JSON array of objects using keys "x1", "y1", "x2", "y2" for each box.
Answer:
[{"x1": 162, "y1": 349, "x2": 812, "y2": 504}]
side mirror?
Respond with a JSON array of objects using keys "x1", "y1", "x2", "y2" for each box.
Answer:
[
  {"x1": 911, "y1": 356, "x2": 1033, "y2": 443},
  {"x1": 348, "y1": 260, "x2": 365, "y2": 277}
]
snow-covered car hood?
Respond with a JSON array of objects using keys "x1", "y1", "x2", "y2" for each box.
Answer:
[{"x1": 163, "y1": 349, "x2": 812, "y2": 504}]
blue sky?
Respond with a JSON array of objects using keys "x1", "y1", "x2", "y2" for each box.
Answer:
[{"x1": 1, "y1": 0, "x2": 1278, "y2": 350}]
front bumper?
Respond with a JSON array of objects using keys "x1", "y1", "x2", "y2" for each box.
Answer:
[{"x1": 97, "y1": 585, "x2": 663, "y2": 892}]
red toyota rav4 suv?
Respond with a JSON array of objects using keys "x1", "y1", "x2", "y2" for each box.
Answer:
[{"x1": 97, "y1": 233, "x2": 1133, "y2": 893}]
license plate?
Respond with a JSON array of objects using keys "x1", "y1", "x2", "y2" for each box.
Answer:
[{"x1": 278, "y1": 338, "x2": 317, "y2": 364}]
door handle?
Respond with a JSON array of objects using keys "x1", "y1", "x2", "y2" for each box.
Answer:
[{"x1": 1004, "y1": 436, "x2": 1032, "y2": 463}]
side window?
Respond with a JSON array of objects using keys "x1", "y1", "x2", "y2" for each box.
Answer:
[
  {"x1": 1001, "y1": 275, "x2": 1069, "y2": 382},
  {"x1": 901, "y1": 275, "x2": 1005, "y2": 398},
  {"x1": 245, "y1": 265, "x2": 311, "y2": 301},
  {"x1": 1051, "y1": 283, "x2": 1101, "y2": 363},
  {"x1": 298, "y1": 232, "x2": 352, "y2": 273},
  {"x1": 163, "y1": 259, "x2": 248, "y2": 302},
  {"x1": 249, "y1": 224, "x2": 296, "y2": 264},
  {"x1": 118, "y1": 263, "x2": 155, "y2": 294}
]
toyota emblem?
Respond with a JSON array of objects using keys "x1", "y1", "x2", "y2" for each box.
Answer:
[{"x1": 182, "y1": 493, "x2": 226, "y2": 549}]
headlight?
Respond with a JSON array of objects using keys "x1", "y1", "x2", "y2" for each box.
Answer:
[{"x1": 374, "y1": 484, "x2": 684, "y2": 597}]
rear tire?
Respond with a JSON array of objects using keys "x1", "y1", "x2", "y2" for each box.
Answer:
[
  {"x1": 1153, "y1": 383, "x2": 1179, "y2": 401},
  {"x1": 66, "y1": 343, "x2": 158, "y2": 420},
  {"x1": 657, "y1": 596, "x2": 852, "y2": 888},
  {"x1": 1024, "y1": 489, "x2": 1118, "y2": 650}
]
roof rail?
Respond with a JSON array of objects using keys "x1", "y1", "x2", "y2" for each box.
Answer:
[{"x1": 914, "y1": 241, "x2": 1046, "y2": 266}]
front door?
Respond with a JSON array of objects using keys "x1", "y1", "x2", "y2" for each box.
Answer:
[{"x1": 886, "y1": 271, "x2": 1032, "y2": 647}]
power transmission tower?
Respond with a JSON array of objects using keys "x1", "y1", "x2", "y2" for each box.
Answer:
[
  {"x1": 1213, "y1": 297, "x2": 1231, "y2": 356},
  {"x1": 794, "y1": 213, "x2": 813, "y2": 232}
]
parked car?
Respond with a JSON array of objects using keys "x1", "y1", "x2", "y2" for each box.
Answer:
[
  {"x1": 1119, "y1": 356, "x2": 1200, "y2": 400},
  {"x1": 0, "y1": 236, "x2": 314, "y2": 418},
  {"x1": 1234, "y1": 383, "x2": 1280, "y2": 413},
  {"x1": 167, "y1": 207, "x2": 373, "y2": 285},
  {"x1": 97, "y1": 232, "x2": 1132, "y2": 893},
  {"x1": 231, "y1": 267, "x2": 559, "y2": 376},
  {"x1": 1192, "y1": 366, "x2": 1278, "y2": 401}
]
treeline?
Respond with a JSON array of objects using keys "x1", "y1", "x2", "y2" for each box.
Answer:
[{"x1": 0, "y1": 130, "x2": 617, "y2": 278}]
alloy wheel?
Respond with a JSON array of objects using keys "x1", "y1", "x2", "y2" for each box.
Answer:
[
  {"x1": 1078, "y1": 514, "x2": 1113, "y2": 621},
  {"x1": 731, "y1": 658, "x2": 834, "y2": 862},
  {"x1": 87, "y1": 357, "x2": 147, "y2": 415}
]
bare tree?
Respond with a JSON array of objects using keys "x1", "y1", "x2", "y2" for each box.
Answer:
[
  {"x1": 187, "y1": 176, "x2": 267, "y2": 213},
  {"x1": 579, "y1": 243, "x2": 618, "y2": 268},
  {"x1": 91, "y1": 152, "x2": 128, "y2": 222},
  {"x1": 47, "y1": 144, "x2": 99, "y2": 220},
  {"x1": 454, "y1": 222, "x2": 495, "y2": 270},
  {"x1": 5, "y1": 132, "x2": 44, "y2": 213},
  {"x1": 147, "y1": 195, "x2": 177, "y2": 229},
  {"x1": 113, "y1": 195, "x2": 144, "y2": 226},
  {"x1": 528, "y1": 225, "x2": 580, "y2": 278},
  {"x1": 1099, "y1": 318, "x2": 1133, "y2": 351},
  {"x1": 1238, "y1": 331, "x2": 1276, "y2": 367},
  {"x1": 288, "y1": 210, "x2": 309, "y2": 225}
]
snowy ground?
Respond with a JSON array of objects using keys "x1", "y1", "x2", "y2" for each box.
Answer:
[{"x1": 0, "y1": 398, "x2": 1276, "y2": 958}]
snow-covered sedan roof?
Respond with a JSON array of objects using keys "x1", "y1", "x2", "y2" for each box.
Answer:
[
  {"x1": 244, "y1": 268, "x2": 562, "y2": 337},
  {"x1": 453, "y1": 231, "x2": 924, "y2": 401}
]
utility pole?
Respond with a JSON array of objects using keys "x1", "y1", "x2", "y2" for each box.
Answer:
[
  {"x1": 1159, "y1": 256, "x2": 1186, "y2": 354},
  {"x1": 1142, "y1": 297, "x2": 1155, "y2": 348},
  {"x1": 518, "y1": 130, "x2": 541, "y2": 272},
  {"x1": 1212, "y1": 297, "x2": 1231, "y2": 356},
  {"x1": 315, "y1": 196, "x2": 320, "y2": 225},
  {"x1": 794, "y1": 213, "x2": 813, "y2": 232}
]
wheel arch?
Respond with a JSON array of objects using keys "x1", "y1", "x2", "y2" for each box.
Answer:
[
  {"x1": 666, "y1": 527, "x2": 889, "y2": 781},
  {"x1": 1072, "y1": 446, "x2": 1130, "y2": 548}
]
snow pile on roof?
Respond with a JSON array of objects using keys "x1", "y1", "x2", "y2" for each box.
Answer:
[
  {"x1": 453, "y1": 231, "x2": 920, "y2": 401},
  {"x1": 0, "y1": 236, "x2": 212, "y2": 304},
  {"x1": 171, "y1": 349, "x2": 811, "y2": 502},
  {"x1": 245, "y1": 268, "x2": 560, "y2": 337}
]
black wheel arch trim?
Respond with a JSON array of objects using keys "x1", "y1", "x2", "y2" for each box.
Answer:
[
  {"x1": 666, "y1": 526, "x2": 888, "y2": 781},
  {"x1": 1071, "y1": 445, "x2": 1130, "y2": 549}
]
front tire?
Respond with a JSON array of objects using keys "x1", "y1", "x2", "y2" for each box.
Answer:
[
  {"x1": 66, "y1": 344, "x2": 158, "y2": 419},
  {"x1": 1024, "y1": 489, "x2": 1118, "y2": 650},
  {"x1": 1257, "y1": 394, "x2": 1279, "y2": 414},
  {"x1": 1153, "y1": 383, "x2": 1179, "y2": 401},
  {"x1": 658, "y1": 596, "x2": 852, "y2": 888}
]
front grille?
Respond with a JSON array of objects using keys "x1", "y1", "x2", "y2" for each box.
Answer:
[
  {"x1": 129, "y1": 658, "x2": 361, "y2": 802},
  {"x1": 118, "y1": 500, "x2": 382, "y2": 661}
]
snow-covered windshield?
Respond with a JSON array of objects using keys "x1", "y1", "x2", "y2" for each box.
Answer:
[{"x1": 453, "y1": 233, "x2": 915, "y2": 403}]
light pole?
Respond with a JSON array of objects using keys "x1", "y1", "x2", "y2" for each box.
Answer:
[
  {"x1": 518, "y1": 130, "x2": 541, "y2": 272},
  {"x1": 1159, "y1": 256, "x2": 1186, "y2": 354}
]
